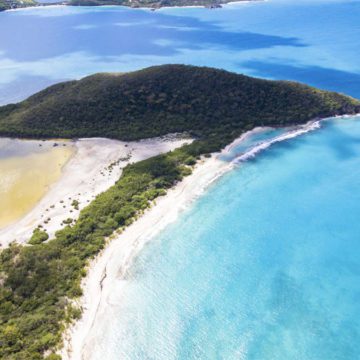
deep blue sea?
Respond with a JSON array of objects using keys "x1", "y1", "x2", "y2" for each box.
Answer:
[
  {"x1": 0, "y1": 0, "x2": 359, "y2": 103},
  {"x1": 1, "y1": 1, "x2": 360, "y2": 359}
]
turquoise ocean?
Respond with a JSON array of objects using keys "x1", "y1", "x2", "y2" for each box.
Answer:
[
  {"x1": 102, "y1": 116, "x2": 360, "y2": 359},
  {"x1": 1, "y1": 0, "x2": 360, "y2": 359}
]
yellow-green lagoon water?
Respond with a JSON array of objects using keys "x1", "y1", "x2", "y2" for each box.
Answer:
[{"x1": 0, "y1": 138, "x2": 74, "y2": 228}]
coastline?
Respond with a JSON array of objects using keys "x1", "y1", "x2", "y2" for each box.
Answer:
[
  {"x1": 0, "y1": 136, "x2": 190, "y2": 248},
  {"x1": 154, "y1": 0, "x2": 261, "y2": 11},
  {"x1": 144, "y1": 0, "x2": 255, "y2": 11},
  {"x1": 60, "y1": 119, "x2": 325, "y2": 360},
  {"x1": 61, "y1": 153, "x2": 231, "y2": 360},
  {"x1": 2, "y1": 0, "x2": 260, "y2": 13}
]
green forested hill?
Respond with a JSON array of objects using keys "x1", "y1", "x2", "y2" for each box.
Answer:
[{"x1": 0, "y1": 65, "x2": 359, "y2": 147}]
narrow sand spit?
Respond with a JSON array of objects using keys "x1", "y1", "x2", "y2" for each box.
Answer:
[
  {"x1": 60, "y1": 122, "x2": 324, "y2": 360},
  {"x1": 61, "y1": 155, "x2": 231, "y2": 360},
  {"x1": 0, "y1": 136, "x2": 190, "y2": 248},
  {"x1": 60, "y1": 128, "x2": 267, "y2": 360}
]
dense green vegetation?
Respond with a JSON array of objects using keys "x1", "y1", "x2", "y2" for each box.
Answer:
[
  {"x1": 0, "y1": 143, "x2": 204, "y2": 359},
  {"x1": 68, "y1": 0, "x2": 233, "y2": 9},
  {"x1": 28, "y1": 229, "x2": 50, "y2": 245},
  {"x1": 0, "y1": 65, "x2": 359, "y2": 359},
  {"x1": 1, "y1": 65, "x2": 359, "y2": 142}
]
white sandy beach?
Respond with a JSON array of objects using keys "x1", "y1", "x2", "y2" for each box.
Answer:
[
  {"x1": 0, "y1": 136, "x2": 190, "y2": 248},
  {"x1": 59, "y1": 128, "x2": 265, "y2": 360},
  {"x1": 61, "y1": 154, "x2": 231, "y2": 360},
  {"x1": 59, "y1": 121, "x2": 326, "y2": 360}
]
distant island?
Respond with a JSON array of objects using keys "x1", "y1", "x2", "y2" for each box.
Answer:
[
  {"x1": 0, "y1": 0, "x2": 255, "y2": 12},
  {"x1": 0, "y1": 0, "x2": 35, "y2": 11},
  {"x1": 0, "y1": 65, "x2": 359, "y2": 360},
  {"x1": 67, "y1": 0, "x2": 239, "y2": 9}
]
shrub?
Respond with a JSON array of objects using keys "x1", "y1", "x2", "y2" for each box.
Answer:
[{"x1": 28, "y1": 229, "x2": 49, "y2": 245}]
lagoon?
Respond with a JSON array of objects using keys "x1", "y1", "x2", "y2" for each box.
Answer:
[{"x1": 0, "y1": 138, "x2": 74, "y2": 229}]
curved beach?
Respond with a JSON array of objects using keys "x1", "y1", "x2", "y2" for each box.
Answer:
[{"x1": 61, "y1": 121, "x2": 323, "y2": 360}]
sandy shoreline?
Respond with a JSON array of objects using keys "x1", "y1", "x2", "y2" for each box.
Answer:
[
  {"x1": 0, "y1": 136, "x2": 190, "y2": 248},
  {"x1": 61, "y1": 153, "x2": 232, "y2": 360},
  {"x1": 59, "y1": 120, "x2": 331, "y2": 359},
  {"x1": 59, "y1": 126, "x2": 270, "y2": 360}
]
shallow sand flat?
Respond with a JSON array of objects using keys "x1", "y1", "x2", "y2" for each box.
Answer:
[
  {"x1": 0, "y1": 142, "x2": 74, "y2": 229},
  {"x1": 0, "y1": 136, "x2": 191, "y2": 248}
]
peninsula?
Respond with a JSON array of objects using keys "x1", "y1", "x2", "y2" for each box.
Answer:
[{"x1": 0, "y1": 65, "x2": 359, "y2": 360}]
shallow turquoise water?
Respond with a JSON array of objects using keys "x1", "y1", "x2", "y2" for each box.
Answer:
[
  {"x1": 0, "y1": 0, "x2": 359, "y2": 103},
  {"x1": 96, "y1": 117, "x2": 360, "y2": 359}
]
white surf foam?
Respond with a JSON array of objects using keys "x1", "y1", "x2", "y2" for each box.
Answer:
[{"x1": 232, "y1": 121, "x2": 321, "y2": 164}]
